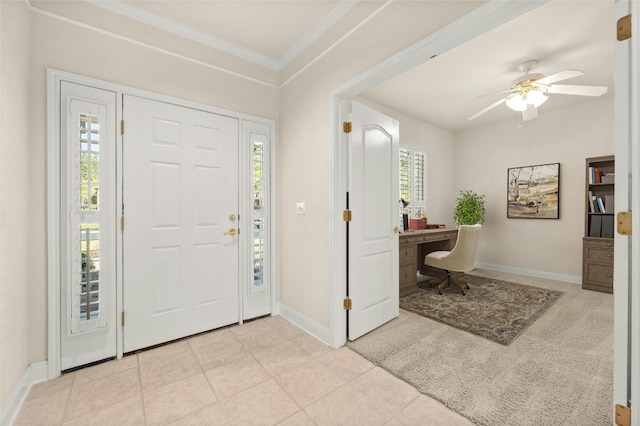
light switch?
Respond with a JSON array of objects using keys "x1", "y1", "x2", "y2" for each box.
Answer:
[{"x1": 296, "y1": 202, "x2": 306, "y2": 215}]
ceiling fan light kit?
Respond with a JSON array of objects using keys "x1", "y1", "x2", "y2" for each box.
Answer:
[{"x1": 468, "y1": 60, "x2": 608, "y2": 122}]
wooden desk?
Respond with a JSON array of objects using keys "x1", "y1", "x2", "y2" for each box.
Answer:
[{"x1": 399, "y1": 228, "x2": 458, "y2": 296}]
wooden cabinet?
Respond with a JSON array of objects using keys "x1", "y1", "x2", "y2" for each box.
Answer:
[
  {"x1": 399, "y1": 229, "x2": 457, "y2": 297},
  {"x1": 582, "y1": 155, "x2": 614, "y2": 293}
]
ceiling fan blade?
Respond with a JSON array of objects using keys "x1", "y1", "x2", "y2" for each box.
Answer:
[
  {"x1": 467, "y1": 98, "x2": 507, "y2": 120},
  {"x1": 547, "y1": 84, "x2": 608, "y2": 96},
  {"x1": 522, "y1": 104, "x2": 538, "y2": 122},
  {"x1": 536, "y1": 70, "x2": 584, "y2": 85}
]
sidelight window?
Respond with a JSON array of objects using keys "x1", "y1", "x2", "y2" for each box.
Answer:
[{"x1": 251, "y1": 137, "x2": 269, "y2": 293}]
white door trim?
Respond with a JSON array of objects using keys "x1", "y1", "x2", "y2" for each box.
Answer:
[
  {"x1": 47, "y1": 69, "x2": 277, "y2": 377},
  {"x1": 328, "y1": 1, "x2": 548, "y2": 348}
]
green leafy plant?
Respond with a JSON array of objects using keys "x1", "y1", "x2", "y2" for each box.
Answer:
[{"x1": 453, "y1": 190, "x2": 486, "y2": 225}]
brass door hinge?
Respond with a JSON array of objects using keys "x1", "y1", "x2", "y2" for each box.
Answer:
[
  {"x1": 343, "y1": 210, "x2": 352, "y2": 222},
  {"x1": 617, "y1": 211, "x2": 632, "y2": 235},
  {"x1": 615, "y1": 404, "x2": 630, "y2": 426},
  {"x1": 121, "y1": 312, "x2": 125, "y2": 327},
  {"x1": 617, "y1": 14, "x2": 631, "y2": 41},
  {"x1": 343, "y1": 121, "x2": 352, "y2": 133},
  {"x1": 120, "y1": 119, "x2": 125, "y2": 135},
  {"x1": 343, "y1": 298, "x2": 352, "y2": 310},
  {"x1": 120, "y1": 215, "x2": 125, "y2": 231}
]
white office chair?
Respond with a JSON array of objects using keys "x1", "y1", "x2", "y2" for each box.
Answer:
[{"x1": 424, "y1": 224, "x2": 482, "y2": 295}]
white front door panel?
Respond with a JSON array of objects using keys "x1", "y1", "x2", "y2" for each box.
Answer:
[{"x1": 123, "y1": 95, "x2": 239, "y2": 352}]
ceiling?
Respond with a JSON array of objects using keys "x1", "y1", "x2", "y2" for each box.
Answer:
[
  {"x1": 359, "y1": 1, "x2": 615, "y2": 132},
  {"x1": 36, "y1": 1, "x2": 614, "y2": 132}
]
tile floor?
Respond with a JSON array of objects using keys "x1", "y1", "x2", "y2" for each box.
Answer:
[{"x1": 14, "y1": 315, "x2": 471, "y2": 425}]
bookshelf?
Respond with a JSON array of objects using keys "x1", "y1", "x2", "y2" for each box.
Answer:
[{"x1": 583, "y1": 155, "x2": 614, "y2": 293}]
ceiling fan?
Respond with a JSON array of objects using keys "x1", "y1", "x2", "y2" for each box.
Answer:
[{"x1": 467, "y1": 60, "x2": 608, "y2": 122}]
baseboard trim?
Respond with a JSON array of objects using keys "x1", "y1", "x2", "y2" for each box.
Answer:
[
  {"x1": 278, "y1": 302, "x2": 331, "y2": 346},
  {"x1": 1, "y1": 361, "x2": 48, "y2": 425},
  {"x1": 475, "y1": 262, "x2": 581, "y2": 284}
]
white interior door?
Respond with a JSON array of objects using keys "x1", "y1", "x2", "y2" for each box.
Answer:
[
  {"x1": 60, "y1": 82, "x2": 117, "y2": 370},
  {"x1": 123, "y1": 95, "x2": 239, "y2": 352},
  {"x1": 348, "y1": 101, "x2": 399, "y2": 340}
]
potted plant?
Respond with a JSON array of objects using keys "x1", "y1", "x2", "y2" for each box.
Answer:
[{"x1": 454, "y1": 190, "x2": 486, "y2": 225}]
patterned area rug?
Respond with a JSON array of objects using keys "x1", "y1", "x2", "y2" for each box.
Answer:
[{"x1": 400, "y1": 274, "x2": 564, "y2": 345}]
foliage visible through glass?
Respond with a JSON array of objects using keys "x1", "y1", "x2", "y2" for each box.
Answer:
[
  {"x1": 253, "y1": 142, "x2": 264, "y2": 209},
  {"x1": 80, "y1": 114, "x2": 100, "y2": 211},
  {"x1": 80, "y1": 224, "x2": 100, "y2": 321}
]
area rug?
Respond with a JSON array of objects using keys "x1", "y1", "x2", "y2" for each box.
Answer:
[
  {"x1": 400, "y1": 274, "x2": 564, "y2": 345},
  {"x1": 347, "y1": 275, "x2": 614, "y2": 425}
]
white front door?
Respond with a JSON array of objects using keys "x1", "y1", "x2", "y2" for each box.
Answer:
[
  {"x1": 348, "y1": 101, "x2": 399, "y2": 340},
  {"x1": 123, "y1": 95, "x2": 239, "y2": 352},
  {"x1": 60, "y1": 82, "x2": 117, "y2": 370}
]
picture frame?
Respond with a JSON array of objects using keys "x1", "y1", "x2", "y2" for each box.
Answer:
[{"x1": 507, "y1": 162, "x2": 560, "y2": 219}]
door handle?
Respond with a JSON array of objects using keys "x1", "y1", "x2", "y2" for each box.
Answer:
[
  {"x1": 229, "y1": 214, "x2": 237, "y2": 222},
  {"x1": 394, "y1": 226, "x2": 401, "y2": 234},
  {"x1": 224, "y1": 228, "x2": 237, "y2": 236}
]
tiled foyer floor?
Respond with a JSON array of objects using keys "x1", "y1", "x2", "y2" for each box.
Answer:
[{"x1": 14, "y1": 315, "x2": 471, "y2": 425}]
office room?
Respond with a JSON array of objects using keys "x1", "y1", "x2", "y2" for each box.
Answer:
[{"x1": 2, "y1": 1, "x2": 638, "y2": 425}]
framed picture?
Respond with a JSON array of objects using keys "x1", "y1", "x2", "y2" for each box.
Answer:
[{"x1": 507, "y1": 162, "x2": 560, "y2": 219}]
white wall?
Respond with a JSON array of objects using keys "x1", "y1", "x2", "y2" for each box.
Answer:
[
  {"x1": 455, "y1": 97, "x2": 615, "y2": 280},
  {"x1": 27, "y1": 11, "x2": 279, "y2": 363},
  {"x1": 277, "y1": 1, "x2": 481, "y2": 330},
  {"x1": 1, "y1": 0, "x2": 31, "y2": 408}
]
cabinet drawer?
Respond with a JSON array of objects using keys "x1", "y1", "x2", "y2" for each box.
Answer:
[
  {"x1": 399, "y1": 245, "x2": 416, "y2": 263},
  {"x1": 399, "y1": 264, "x2": 415, "y2": 287},
  {"x1": 584, "y1": 245, "x2": 613, "y2": 263},
  {"x1": 584, "y1": 261, "x2": 613, "y2": 286},
  {"x1": 583, "y1": 238, "x2": 614, "y2": 249}
]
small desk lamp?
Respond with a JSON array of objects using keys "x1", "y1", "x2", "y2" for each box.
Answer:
[{"x1": 400, "y1": 199, "x2": 410, "y2": 231}]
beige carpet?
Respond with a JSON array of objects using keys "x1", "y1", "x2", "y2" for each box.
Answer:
[{"x1": 347, "y1": 270, "x2": 613, "y2": 426}]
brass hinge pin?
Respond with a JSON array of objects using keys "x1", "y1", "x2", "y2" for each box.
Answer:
[
  {"x1": 343, "y1": 298, "x2": 352, "y2": 310},
  {"x1": 343, "y1": 210, "x2": 352, "y2": 222},
  {"x1": 615, "y1": 404, "x2": 630, "y2": 426},
  {"x1": 617, "y1": 211, "x2": 632, "y2": 235},
  {"x1": 617, "y1": 14, "x2": 631, "y2": 41},
  {"x1": 120, "y1": 119, "x2": 125, "y2": 135},
  {"x1": 121, "y1": 312, "x2": 125, "y2": 327},
  {"x1": 343, "y1": 121, "x2": 352, "y2": 133},
  {"x1": 121, "y1": 215, "x2": 125, "y2": 231}
]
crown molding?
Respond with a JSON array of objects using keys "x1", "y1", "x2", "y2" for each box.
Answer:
[
  {"x1": 86, "y1": 0, "x2": 358, "y2": 72},
  {"x1": 278, "y1": 0, "x2": 358, "y2": 69},
  {"x1": 87, "y1": 0, "x2": 280, "y2": 70}
]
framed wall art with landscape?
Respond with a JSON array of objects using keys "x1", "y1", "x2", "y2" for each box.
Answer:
[{"x1": 507, "y1": 162, "x2": 560, "y2": 219}]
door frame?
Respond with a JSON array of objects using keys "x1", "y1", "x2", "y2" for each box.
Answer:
[
  {"x1": 329, "y1": 1, "x2": 548, "y2": 348},
  {"x1": 46, "y1": 69, "x2": 277, "y2": 378}
]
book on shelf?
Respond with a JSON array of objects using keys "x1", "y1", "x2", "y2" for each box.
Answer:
[
  {"x1": 601, "y1": 215, "x2": 615, "y2": 238},
  {"x1": 588, "y1": 191, "x2": 595, "y2": 213},
  {"x1": 595, "y1": 167, "x2": 601, "y2": 183},
  {"x1": 596, "y1": 196, "x2": 605, "y2": 213},
  {"x1": 589, "y1": 166, "x2": 595, "y2": 184},
  {"x1": 591, "y1": 195, "x2": 602, "y2": 213},
  {"x1": 589, "y1": 215, "x2": 602, "y2": 237},
  {"x1": 604, "y1": 195, "x2": 615, "y2": 213}
]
